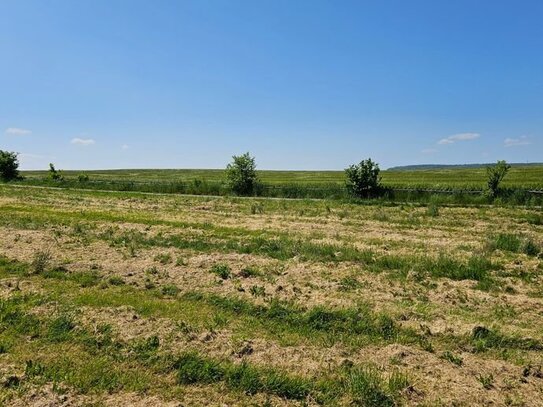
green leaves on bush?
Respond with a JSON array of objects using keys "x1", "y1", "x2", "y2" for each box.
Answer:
[
  {"x1": 345, "y1": 158, "x2": 381, "y2": 198},
  {"x1": 0, "y1": 150, "x2": 20, "y2": 181},
  {"x1": 225, "y1": 152, "x2": 260, "y2": 196}
]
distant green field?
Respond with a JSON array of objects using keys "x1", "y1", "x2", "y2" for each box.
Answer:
[{"x1": 20, "y1": 165, "x2": 543, "y2": 190}]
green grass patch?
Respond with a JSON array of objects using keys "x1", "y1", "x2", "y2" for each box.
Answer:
[
  {"x1": 490, "y1": 233, "x2": 541, "y2": 256},
  {"x1": 210, "y1": 263, "x2": 231, "y2": 279},
  {"x1": 175, "y1": 352, "x2": 409, "y2": 405}
]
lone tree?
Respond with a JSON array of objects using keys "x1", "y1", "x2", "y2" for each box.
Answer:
[
  {"x1": 486, "y1": 160, "x2": 510, "y2": 198},
  {"x1": 226, "y1": 152, "x2": 259, "y2": 195},
  {"x1": 345, "y1": 158, "x2": 381, "y2": 198},
  {"x1": 0, "y1": 150, "x2": 20, "y2": 181}
]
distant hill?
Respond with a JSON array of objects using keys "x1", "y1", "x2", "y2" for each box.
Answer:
[{"x1": 387, "y1": 163, "x2": 543, "y2": 171}]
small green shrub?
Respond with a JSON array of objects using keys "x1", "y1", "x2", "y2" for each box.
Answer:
[
  {"x1": 211, "y1": 263, "x2": 231, "y2": 279},
  {"x1": 486, "y1": 160, "x2": 510, "y2": 198}
]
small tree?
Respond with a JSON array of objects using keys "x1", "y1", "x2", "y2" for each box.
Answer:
[
  {"x1": 225, "y1": 152, "x2": 259, "y2": 195},
  {"x1": 486, "y1": 160, "x2": 510, "y2": 198},
  {"x1": 0, "y1": 150, "x2": 20, "y2": 181},
  {"x1": 48, "y1": 163, "x2": 63, "y2": 181},
  {"x1": 345, "y1": 158, "x2": 381, "y2": 198}
]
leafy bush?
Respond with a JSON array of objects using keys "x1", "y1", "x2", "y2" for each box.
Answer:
[
  {"x1": 486, "y1": 160, "x2": 510, "y2": 198},
  {"x1": 345, "y1": 158, "x2": 381, "y2": 198},
  {"x1": 78, "y1": 173, "x2": 90, "y2": 182},
  {"x1": 225, "y1": 152, "x2": 259, "y2": 195},
  {"x1": 48, "y1": 163, "x2": 63, "y2": 181},
  {"x1": 0, "y1": 150, "x2": 20, "y2": 181}
]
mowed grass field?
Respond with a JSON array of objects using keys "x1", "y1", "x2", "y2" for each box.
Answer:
[
  {"x1": 1, "y1": 184, "x2": 543, "y2": 405},
  {"x1": 20, "y1": 164, "x2": 543, "y2": 189}
]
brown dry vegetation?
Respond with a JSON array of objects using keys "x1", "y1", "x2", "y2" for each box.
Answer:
[{"x1": 0, "y1": 184, "x2": 542, "y2": 406}]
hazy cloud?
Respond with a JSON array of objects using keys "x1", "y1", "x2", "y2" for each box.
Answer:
[
  {"x1": 71, "y1": 138, "x2": 95, "y2": 146},
  {"x1": 121, "y1": 144, "x2": 129, "y2": 150},
  {"x1": 504, "y1": 136, "x2": 531, "y2": 147},
  {"x1": 438, "y1": 133, "x2": 480, "y2": 145},
  {"x1": 5, "y1": 127, "x2": 32, "y2": 136}
]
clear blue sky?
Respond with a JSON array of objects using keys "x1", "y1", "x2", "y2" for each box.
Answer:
[{"x1": 1, "y1": 0, "x2": 541, "y2": 170}]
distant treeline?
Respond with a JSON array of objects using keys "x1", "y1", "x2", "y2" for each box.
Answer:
[{"x1": 388, "y1": 162, "x2": 543, "y2": 171}]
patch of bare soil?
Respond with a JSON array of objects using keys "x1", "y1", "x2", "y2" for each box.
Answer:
[
  {"x1": 2, "y1": 225, "x2": 543, "y2": 342},
  {"x1": 76, "y1": 305, "x2": 543, "y2": 406},
  {"x1": 5, "y1": 384, "x2": 305, "y2": 407},
  {"x1": 355, "y1": 344, "x2": 543, "y2": 406}
]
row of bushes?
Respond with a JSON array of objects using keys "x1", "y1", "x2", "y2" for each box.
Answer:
[
  {"x1": 13, "y1": 176, "x2": 543, "y2": 206},
  {"x1": 1, "y1": 150, "x2": 541, "y2": 205}
]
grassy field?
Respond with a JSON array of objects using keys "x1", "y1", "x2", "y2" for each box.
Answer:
[
  {"x1": 0, "y1": 184, "x2": 542, "y2": 405},
  {"x1": 20, "y1": 165, "x2": 543, "y2": 190}
]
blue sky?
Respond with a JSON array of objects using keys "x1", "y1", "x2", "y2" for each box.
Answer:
[{"x1": 1, "y1": 0, "x2": 542, "y2": 170}]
